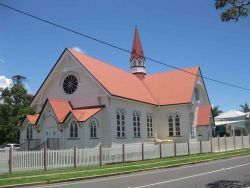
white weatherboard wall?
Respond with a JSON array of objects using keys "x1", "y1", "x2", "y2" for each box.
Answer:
[
  {"x1": 109, "y1": 97, "x2": 156, "y2": 145},
  {"x1": 155, "y1": 104, "x2": 192, "y2": 142},
  {"x1": 197, "y1": 126, "x2": 211, "y2": 141},
  {"x1": 47, "y1": 109, "x2": 104, "y2": 149}
]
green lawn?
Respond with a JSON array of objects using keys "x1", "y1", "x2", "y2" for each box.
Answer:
[{"x1": 0, "y1": 148, "x2": 250, "y2": 187}]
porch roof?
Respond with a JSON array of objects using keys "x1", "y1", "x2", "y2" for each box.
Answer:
[
  {"x1": 71, "y1": 107, "x2": 104, "y2": 122},
  {"x1": 26, "y1": 114, "x2": 40, "y2": 125},
  {"x1": 23, "y1": 98, "x2": 104, "y2": 126}
]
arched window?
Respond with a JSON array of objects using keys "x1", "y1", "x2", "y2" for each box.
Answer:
[
  {"x1": 194, "y1": 87, "x2": 199, "y2": 101},
  {"x1": 26, "y1": 124, "x2": 33, "y2": 139},
  {"x1": 90, "y1": 119, "x2": 98, "y2": 138},
  {"x1": 138, "y1": 59, "x2": 143, "y2": 66},
  {"x1": 117, "y1": 110, "x2": 125, "y2": 138},
  {"x1": 132, "y1": 59, "x2": 137, "y2": 66},
  {"x1": 168, "y1": 115, "x2": 174, "y2": 136},
  {"x1": 147, "y1": 114, "x2": 153, "y2": 137},
  {"x1": 175, "y1": 114, "x2": 180, "y2": 136},
  {"x1": 70, "y1": 120, "x2": 78, "y2": 138},
  {"x1": 133, "y1": 111, "x2": 141, "y2": 138}
]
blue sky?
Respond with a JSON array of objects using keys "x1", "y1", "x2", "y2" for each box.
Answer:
[{"x1": 0, "y1": 0, "x2": 249, "y2": 111}]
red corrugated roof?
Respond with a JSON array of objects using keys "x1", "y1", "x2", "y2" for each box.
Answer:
[
  {"x1": 143, "y1": 67, "x2": 199, "y2": 105},
  {"x1": 27, "y1": 114, "x2": 39, "y2": 125},
  {"x1": 196, "y1": 105, "x2": 212, "y2": 126},
  {"x1": 26, "y1": 99, "x2": 104, "y2": 125},
  {"x1": 68, "y1": 49, "x2": 156, "y2": 105},
  {"x1": 71, "y1": 107, "x2": 103, "y2": 122},
  {"x1": 68, "y1": 48, "x2": 199, "y2": 105},
  {"x1": 48, "y1": 98, "x2": 72, "y2": 123}
]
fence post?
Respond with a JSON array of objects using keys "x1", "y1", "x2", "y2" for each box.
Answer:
[
  {"x1": 99, "y1": 145, "x2": 102, "y2": 166},
  {"x1": 159, "y1": 143, "x2": 162, "y2": 159},
  {"x1": 233, "y1": 134, "x2": 236, "y2": 150},
  {"x1": 187, "y1": 140, "x2": 190, "y2": 155},
  {"x1": 249, "y1": 133, "x2": 250, "y2": 148},
  {"x1": 44, "y1": 146, "x2": 47, "y2": 171},
  {"x1": 218, "y1": 136, "x2": 220, "y2": 152},
  {"x1": 241, "y1": 134, "x2": 244, "y2": 149},
  {"x1": 73, "y1": 146, "x2": 77, "y2": 168},
  {"x1": 141, "y1": 143, "x2": 144, "y2": 161},
  {"x1": 122, "y1": 144, "x2": 125, "y2": 163},
  {"x1": 210, "y1": 138, "x2": 213, "y2": 152},
  {"x1": 224, "y1": 135, "x2": 227, "y2": 152},
  {"x1": 8, "y1": 147, "x2": 13, "y2": 174},
  {"x1": 174, "y1": 141, "x2": 176, "y2": 157},
  {"x1": 200, "y1": 140, "x2": 202, "y2": 154}
]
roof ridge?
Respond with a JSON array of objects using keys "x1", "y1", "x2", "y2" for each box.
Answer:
[
  {"x1": 140, "y1": 78, "x2": 159, "y2": 105},
  {"x1": 72, "y1": 105, "x2": 105, "y2": 110},
  {"x1": 147, "y1": 66, "x2": 200, "y2": 76}
]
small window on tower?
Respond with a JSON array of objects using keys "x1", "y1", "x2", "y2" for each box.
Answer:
[
  {"x1": 132, "y1": 59, "x2": 137, "y2": 66},
  {"x1": 138, "y1": 59, "x2": 143, "y2": 66}
]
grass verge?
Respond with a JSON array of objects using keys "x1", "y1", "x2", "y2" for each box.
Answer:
[{"x1": 0, "y1": 148, "x2": 250, "y2": 187}]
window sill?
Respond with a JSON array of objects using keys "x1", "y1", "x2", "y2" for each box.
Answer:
[
  {"x1": 25, "y1": 138, "x2": 34, "y2": 141},
  {"x1": 116, "y1": 137, "x2": 127, "y2": 139},
  {"x1": 67, "y1": 138, "x2": 80, "y2": 140},
  {"x1": 133, "y1": 137, "x2": 142, "y2": 138},
  {"x1": 147, "y1": 137, "x2": 155, "y2": 138},
  {"x1": 89, "y1": 137, "x2": 99, "y2": 139},
  {"x1": 168, "y1": 136, "x2": 182, "y2": 138}
]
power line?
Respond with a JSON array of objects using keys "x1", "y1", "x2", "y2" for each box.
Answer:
[{"x1": 1, "y1": 3, "x2": 249, "y2": 91}]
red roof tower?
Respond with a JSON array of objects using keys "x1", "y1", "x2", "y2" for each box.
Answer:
[{"x1": 130, "y1": 27, "x2": 146, "y2": 75}]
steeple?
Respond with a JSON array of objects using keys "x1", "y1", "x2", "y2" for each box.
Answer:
[{"x1": 130, "y1": 27, "x2": 146, "y2": 75}]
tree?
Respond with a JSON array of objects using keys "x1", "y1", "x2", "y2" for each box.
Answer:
[
  {"x1": 240, "y1": 102, "x2": 250, "y2": 112},
  {"x1": 0, "y1": 76, "x2": 34, "y2": 145},
  {"x1": 214, "y1": 0, "x2": 250, "y2": 21},
  {"x1": 212, "y1": 105, "x2": 223, "y2": 117}
]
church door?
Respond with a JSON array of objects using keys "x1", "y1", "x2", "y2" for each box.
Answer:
[{"x1": 42, "y1": 116, "x2": 59, "y2": 141}]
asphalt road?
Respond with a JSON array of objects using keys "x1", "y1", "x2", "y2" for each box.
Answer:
[{"x1": 33, "y1": 155, "x2": 250, "y2": 188}]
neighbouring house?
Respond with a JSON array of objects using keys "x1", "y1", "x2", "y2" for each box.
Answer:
[
  {"x1": 214, "y1": 110, "x2": 250, "y2": 136},
  {"x1": 19, "y1": 28, "x2": 213, "y2": 150}
]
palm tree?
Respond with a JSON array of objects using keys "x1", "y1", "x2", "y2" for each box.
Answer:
[
  {"x1": 240, "y1": 102, "x2": 250, "y2": 113},
  {"x1": 212, "y1": 105, "x2": 223, "y2": 117}
]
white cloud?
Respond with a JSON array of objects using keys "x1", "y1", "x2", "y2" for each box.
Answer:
[
  {"x1": 0, "y1": 76, "x2": 12, "y2": 90},
  {"x1": 72, "y1": 46, "x2": 86, "y2": 54}
]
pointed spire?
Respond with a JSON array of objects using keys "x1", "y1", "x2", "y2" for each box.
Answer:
[
  {"x1": 130, "y1": 27, "x2": 144, "y2": 60},
  {"x1": 130, "y1": 27, "x2": 146, "y2": 75}
]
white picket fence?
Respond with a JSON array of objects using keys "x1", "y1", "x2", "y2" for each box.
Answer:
[{"x1": 0, "y1": 135, "x2": 249, "y2": 174}]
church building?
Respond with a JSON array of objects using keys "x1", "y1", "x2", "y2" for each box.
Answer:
[{"x1": 19, "y1": 28, "x2": 212, "y2": 149}]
